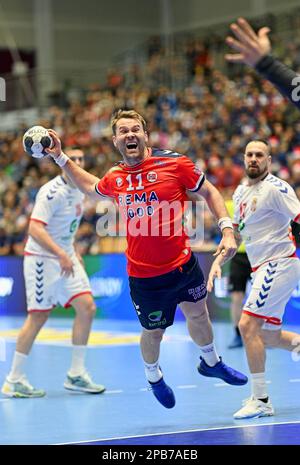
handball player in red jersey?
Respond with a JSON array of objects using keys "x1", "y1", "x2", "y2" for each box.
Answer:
[{"x1": 44, "y1": 109, "x2": 248, "y2": 409}]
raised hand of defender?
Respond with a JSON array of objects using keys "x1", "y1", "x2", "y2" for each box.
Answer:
[
  {"x1": 225, "y1": 17, "x2": 271, "y2": 67},
  {"x1": 207, "y1": 260, "x2": 222, "y2": 292},
  {"x1": 45, "y1": 129, "x2": 62, "y2": 159}
]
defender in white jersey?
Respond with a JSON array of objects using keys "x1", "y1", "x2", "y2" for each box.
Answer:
[
  {"x1": 1, "y1": 149, "x2": 105, "y2": 398},
  {"x1": 208, "y1": 140, "x2": 300, "y2": 419}
]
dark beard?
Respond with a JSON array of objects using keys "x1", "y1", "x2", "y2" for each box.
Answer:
[{"x1": 246, "y1": 167, "x2": 267, "y2": 179}]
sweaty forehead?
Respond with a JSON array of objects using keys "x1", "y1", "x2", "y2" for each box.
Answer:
[
  {"x1": 245, "y1": 142, "x2": 268, "y2": 154},
  {"x1": 116, "y1": 118, "x2": 143, "y2": 130}
]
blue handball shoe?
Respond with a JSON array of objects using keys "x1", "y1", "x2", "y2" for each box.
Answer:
[
  {"x1": 149, "y1": 377, "x2": 176, "y2": 409},
  {"x1": 198, "y1": 357, "x2": 248, "y2": 386}
]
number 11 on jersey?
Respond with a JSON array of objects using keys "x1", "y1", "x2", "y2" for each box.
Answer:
[{"x1": 126, "y1": 173, "x2": 144, "y2": 191}]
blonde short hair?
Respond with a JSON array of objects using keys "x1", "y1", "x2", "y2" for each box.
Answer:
[{"x1": 111, "y1": 109, "x2": 147, "y2": 135}]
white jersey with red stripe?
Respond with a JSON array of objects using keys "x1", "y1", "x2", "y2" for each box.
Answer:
[
  {"x1": 25, "y1": 175, "x2": 84, "y2": 258},
  {"x1": 233, "y1": 173, "x2": 300, "y2": 269}
]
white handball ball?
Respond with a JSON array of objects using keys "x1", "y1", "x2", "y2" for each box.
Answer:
[{"x1": 23, "y1": 126, "x2": 53, "y2": 159}]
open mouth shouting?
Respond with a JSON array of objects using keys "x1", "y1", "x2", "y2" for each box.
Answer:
[{"x1": 126, "y1": 142, "x2": 138, "y2": 150}]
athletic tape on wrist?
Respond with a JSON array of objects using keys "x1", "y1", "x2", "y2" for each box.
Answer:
[
  {"x1": 53, "y1": 152, "x2": 69, "y2": 168},
  {"x1": 218, "y1": 217, "x2": 233, "y2": 231}
]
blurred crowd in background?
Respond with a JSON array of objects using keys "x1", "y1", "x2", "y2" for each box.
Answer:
[{"x1": 2, "y1": 15, "x2": 300, "y2": 256}]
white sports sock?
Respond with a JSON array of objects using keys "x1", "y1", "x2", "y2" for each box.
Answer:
[
  {"x1": 69, "y1": 345, "x2": 86, "y2": 376},
  {"x1": 7, "y1": 351, "x2": 28, "y2": 382},
  {"x1": 199, "y1": 343, "x2": 220, "y2": 367},
  {"x1": 144, "y1": 360, "x2": 163, "y2": 383},
  {"x1": 251, "y1": 372, "x2": 268, "y2": 399}
]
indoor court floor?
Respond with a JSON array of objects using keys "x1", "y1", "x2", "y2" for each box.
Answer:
[{"x1": 1, "y1": 317, "x2": 300, "y2": 445}]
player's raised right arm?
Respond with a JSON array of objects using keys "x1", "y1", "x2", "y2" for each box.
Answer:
[{"x1": 46, "y1": 129, "x2": 101, "y2": 201}]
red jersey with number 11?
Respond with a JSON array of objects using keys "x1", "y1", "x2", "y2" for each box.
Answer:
[{"x1": 95, "y1": 148, "x2": 205, "y2": 277}]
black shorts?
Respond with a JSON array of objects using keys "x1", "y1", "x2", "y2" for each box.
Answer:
[
  {"x1": 129, "y1": 253, "x2": 207, "y2": 330},
  {"x1": 228, "y1": 253, "x2": 251, "y2": 293}
]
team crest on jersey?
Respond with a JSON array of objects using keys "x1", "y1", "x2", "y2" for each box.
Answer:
[
  {"x1": 250, "y1": 197, "x2": 257, "y2": 212},
  {"x1": 147, "y1": 171, "x2": 157, "y2": 182},
  {"x1": 116, "y1": 177, "x2": 123, "y2": 187}
]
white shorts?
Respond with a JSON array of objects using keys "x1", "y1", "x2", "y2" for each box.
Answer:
[
  {"x1": 24, "y1": 254, "x2": 92, "y2": 312},
  {"x1": 243, "y1": 257, "x2": 300, "y2": 330}
]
